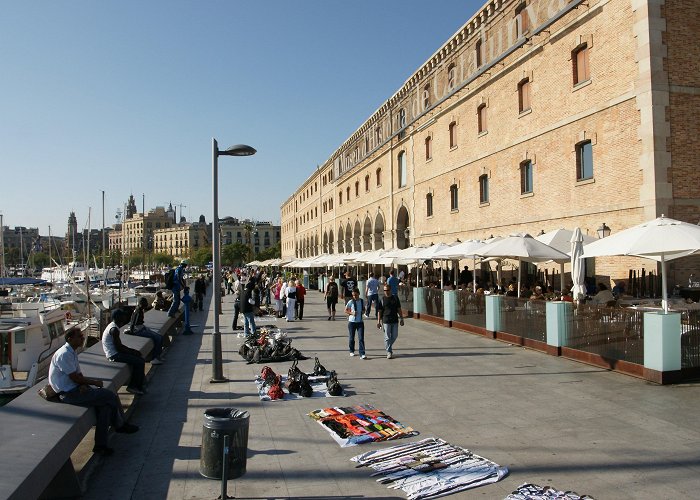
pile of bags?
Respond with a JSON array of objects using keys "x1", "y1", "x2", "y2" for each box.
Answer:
[
  {"x1": 257, "y1": 358, "x2": 343, "y2": 400},
  {"x1": 239, "y1": 327, "x2": 306, "y2": 364}
]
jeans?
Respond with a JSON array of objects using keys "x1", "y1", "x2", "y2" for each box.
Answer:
[
  {"x1": 132, "y1": 325, "x2": 163, "y2": 360},
  {"x1": 365, "y1": 293, "x2": 379, "y2": 318},
  {"x1": 232, "y1": 301, "x2": 240, "y2": 328},
  {"x1": 167, "y1": 288, "x2": 181, "y2": 316},
  {"x1": 61, "y1": 386, "x2": 125, "y2": 447},
  {"x1": 109, "y1": 351, "x2": 145, "y2": 390},
  {"x1": 383, "y1": 322, "x2": 399, "y2": 354},
  {"x1": 348, "y1": 321, "x2": 365, "y2": 355},
  {"x1": 243, "y1": 312, "x2": 256, "y2": 337}
]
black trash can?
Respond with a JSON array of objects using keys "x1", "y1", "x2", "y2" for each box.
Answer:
[{"x1": 200, "y1": 408, "x2": 250, "y2": 480}]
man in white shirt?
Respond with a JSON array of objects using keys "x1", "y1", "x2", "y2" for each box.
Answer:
[{"x1": 49, "y1": 327, "x2": 138, "y2": 456}]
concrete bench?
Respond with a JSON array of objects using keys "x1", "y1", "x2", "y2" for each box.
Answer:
[{"x1": 0, "y1": 310, "x2": 180, "y2": 500}]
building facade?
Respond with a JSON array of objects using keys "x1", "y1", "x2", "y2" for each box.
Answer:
[
  {"x1": 282, "y1": 0, "x2": 700, "y2": 285},
  {"x1": 153, "y1": 220, "x2": 210, "y2": 259},
  {"x1": 219, "y1": 218, "x2": 281, "y2": 256}
]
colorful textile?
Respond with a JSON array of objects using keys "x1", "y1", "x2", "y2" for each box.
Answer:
[
  {"x1": 505, "y1": 483, "x2": 594, "y2": 499},
  {"x1": 351, "y1": 437, "x2": 508, "y2": 499},
  {"x1": 309, "y1": 404, "x2": 418, "y2": 447}
]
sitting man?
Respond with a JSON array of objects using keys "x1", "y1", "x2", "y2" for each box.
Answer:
[
  {"x1": 49, "y1": 327, "x2": 139, "y2": 456},
  {"x1": 152, "y1": 290, "x2": 171, "y2": 311},
  {"x1": 129, "y1": 297, "x2": 164, "y2": 365},
  {"x1": 102, "y1": 309, "x2": 147, "y2": 395}
]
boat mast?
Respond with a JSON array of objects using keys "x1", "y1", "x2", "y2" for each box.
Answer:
[
  {"x1": 48, "y1": 226, "x2": 52, "y2": 282},
  {"x1": 19, "y1": 227, "x2": 24, "y2": 276},
  {"x1": 0, "y1": 213, "x2": 5, "y2": 278},
  {"x1": 102, "y1": 190, "x2": 106, "y2": 289},
  {"x1": 86, "y1": 208, "x2": 91, "y2": 321}
]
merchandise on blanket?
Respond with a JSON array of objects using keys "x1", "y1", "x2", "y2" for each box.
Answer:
[
  {"x1": 238, "y1": 327, "x2": 306, "y2": 363},
  {"x1": 351, "y1": 437, "x2": 509, "y2": 500},
  {"x1": 504, "y1": 483, "x2": 595, "y2": 500},
  {"x1": 308, "y1": 404, "x2": 418, "y2": 447},
  {"x1": 326, "y1": 370, "x2": 343, "y2": 396},
  {"x1": 313, "y1": 356, "x2": 328, "y2": 376},
  {"x1": 298, "y1": 372, "x2": 313, "y2": 397},
  {"x1": 260, "y1": 366, "x2": 278, "y2": 385}
]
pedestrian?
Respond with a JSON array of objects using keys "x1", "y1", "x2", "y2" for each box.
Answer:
[
  {"x1": 364, "y1": 272, "x2": 380, "y2": 319},
  {"x1": 241, "y1": 281, "x2": 259, "y2": 337},
  {"x1": 325, "y1": 275, "x2": 339, "y2": 321},
  {"x1": 294, "y1": 278, "x2": 306, "y2": 320},
  {"x1": 128, "y1": 297, "x2": 164, "y2": 364},
  {"x1": 273, "y1": 277, "x2": 284, "y2": 318},
  {"x1": 194, "y1": 276, "x2": 206, "y2": 311},
  {"x1": 345, "y1": 287, "x2": 366, "y2": 359},
  {"x1": 285, "y1": 279, "x2": 297, "y2": 322},
  {"x1": 182, "y1": 287, "x2": 193, "y2": 335},
  {"x1": 49, "y1": 327, "x2": 139, "y2": 456},
  {"x1": 340, "y1": 271, "x2": 356, "y2": 302},
  {"x1": 376, "y1": 283, "x2": 405, "y2": 359},
  {"x1": 387, "y1": 269, "x2": 400, "y2": 296},
  {"x1": 102, "y1": 309, "x2": 146, "y2": 394},
  {"x1": 167, "y1": 260, "x2": 188, "y2": 317},
  {"x1": 232, "y1": 281, "x2": 242, "y2": 334}
]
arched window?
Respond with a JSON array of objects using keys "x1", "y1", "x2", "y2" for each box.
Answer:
[
  {"x1": 423, "y1": 85, "x2": 431, "y2": 110},
  {"x1": 425, "y1": 136, "x2": 432, "y2": 160},
  {"x1": 447, "y1": 63, "x2": 456, "y2": 91},
  {"x1": 376, "y1": 167, "x2": 382, "y2": 186},
  {"x1": 477, "y1": 104, "x2": 487, "y2": 134}
]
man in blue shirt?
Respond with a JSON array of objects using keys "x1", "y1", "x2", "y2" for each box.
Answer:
[
  {"x1": 167, "y1": 260, "x2": 188, "y2": 317},
  {"x1": 387, "y1": 269, "x2": 400, "y2": 296},
  {"x1": 364, "y1": 272, "x2": 380, "y2": 319},
  {"x1": 49, "y1": 327, "x2": 138, "y2": 456}
]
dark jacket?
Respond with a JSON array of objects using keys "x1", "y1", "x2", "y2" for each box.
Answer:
[{"x1": 241, "y1": 286, "x2": 259, "y2": 313}]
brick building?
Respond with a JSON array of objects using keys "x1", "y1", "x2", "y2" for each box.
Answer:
[{"x1": 281, "y1": 0, "x2": 700, "y2": 286}]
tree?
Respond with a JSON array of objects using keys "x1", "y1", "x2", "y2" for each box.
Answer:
[
  {"x1": 257, "y1": 242, "x2": 281, "y2": 261},
  {"x1": 191, "y1": 247, "x2": 212, "y2": 268},
  {"x1": 221, "y1": 242, "x2": 248, "y2": 267},
  {"x1": 152, "y1": 253, "x2": 175, "y2": 267}
]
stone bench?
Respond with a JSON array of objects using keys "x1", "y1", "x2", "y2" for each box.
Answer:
[{"x1": 0, "y1": 310, "x2": 180, "y2": 500}]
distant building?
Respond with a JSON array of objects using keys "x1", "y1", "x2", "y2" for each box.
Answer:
[
  {"x1": 219, "y1": 218, "x2": 280, "y2": 257},
  {"x1": 153, "y1": 217, "x2": 210, "y2": 259}
]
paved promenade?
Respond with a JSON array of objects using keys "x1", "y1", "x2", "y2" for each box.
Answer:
[{"x1": 80, "y1": 288, "x2": 700, "y2": 499}]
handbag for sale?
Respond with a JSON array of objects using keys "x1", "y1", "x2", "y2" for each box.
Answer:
[
  {"x1": 326, "y1": 371, "x2": 343, "y2": 397},
  {"x1": 313, "y1": 357, "x2": 328, "y2": 376},
  {"x1": 268, "y1": 375, "x2": 284, "y2": 400}
]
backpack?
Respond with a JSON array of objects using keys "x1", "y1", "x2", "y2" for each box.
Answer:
[{"x1": 164, "y1": 268, "x2": 175, "y2": 290}]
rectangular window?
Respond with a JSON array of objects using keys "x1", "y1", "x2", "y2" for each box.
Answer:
[
  {"x1": 576, "y1": 141, "x2": 593, "y2": 180},
  {"x1": 449, "y1": 122, "x2": 457, "y2": 148},
  {"x1": 479, "y1": 175, "x2": 489, "y2": 203},
  {"x1": 478, "y1": 105, "x2": 487, "y2": 134},
  {"x1": 573, "y1": 45, "x2": 590, "y2": 85},
  {"x1": 518, "y1": 79, "x2": 531, "y2": 113},
  {"x1": 520, "y1": 160, "x2": 533, "y2": 194},
  {"x1": 425, "y1": 136, "x2": 432, "y2": 160},
  {"x1": 427, "y1": 193, "x2": 433, "y2": 217},
  {"x1": 450, "y1": 184, "x2": 459, "y2": 211},
  {"x1": 398, "y1": 152, "x2": 407, "y2": 187}
]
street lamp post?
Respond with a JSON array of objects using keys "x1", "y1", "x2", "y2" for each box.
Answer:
[{"x1": 211, "y1": 138, "x2": 256, "y2": 383}]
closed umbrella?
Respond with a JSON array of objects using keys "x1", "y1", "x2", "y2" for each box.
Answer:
[
  {"x1": 582, "y1": 215, "x2": 700, "y2": 312},
  {"x1": 570, "y1": 228, "x2": 587, "y2": 301}
]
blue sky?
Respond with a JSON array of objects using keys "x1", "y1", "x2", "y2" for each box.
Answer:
[{"x1": 1, "y1": 0, "x2": 481, "y2": 237}]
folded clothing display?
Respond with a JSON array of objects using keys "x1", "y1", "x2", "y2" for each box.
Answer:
[
  {"x1": 351, "y1": 437, "x2": 509, "y2": 500},
  {"x1": 309, "y1": 404, "x2": 418, "y2": 447},
  {"x1": 505, "y1": 483, "x2": 595, "y2": 500}
]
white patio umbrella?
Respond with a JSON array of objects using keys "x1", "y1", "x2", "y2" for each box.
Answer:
[
  {"x1": 414, "y1": 243, "x2": 454, "y2": 287},
  {"x1": 434, "y1": 240, "x2": 487, "y2": 292},
  {"x1": 536, "y1": 228, "x2": 597, "y2": 292},
  {"x1": 570, "y1": 228, "x2": 587, "y2": 301},
  {"x1": 478, "y1": 233, "x2": 569, "y2": 297},
  {"x1": 582, "y1": 215, "x2": 700, "y2": 312}
]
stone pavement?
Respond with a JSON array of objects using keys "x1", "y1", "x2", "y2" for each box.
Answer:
[{"x1": 80, "y1": 288, "x2": 700, "y2": 499}]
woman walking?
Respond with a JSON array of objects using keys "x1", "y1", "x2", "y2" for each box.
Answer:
[{"x1": 325, "y1": 275, "x2": 339, "y2": 321}]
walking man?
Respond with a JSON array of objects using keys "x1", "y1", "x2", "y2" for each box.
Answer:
[
  {"x1": 49, "y1": 327, "x2": 139, "y2": 456},
  {"x1": 345, "y1": 288, "x2": 366, "y2": 359},
  {"x1": 294, "y1": 278, "x2": 306, "y2": 320},
  {"x1": 241, "y1": 281, "x2": 259, "y2": 337},
  {"x1": 167, "y1": 260, "x2": 188, "y2": 317},
  {"x1": 364, "y1": 272, "x2": 379, "y2": 319},
  {"x1": 194, "y1": 276, "x2": 206, "y2": 311},
  {"x1": 325, "y1": 275, "x2": 339, "y2": 321},
  {"x1": 377, "y1": 283, "x2": 404, "y2": 359},
  {"x1": 387, "y1": 269, "x2": 400, "y2": 296}
]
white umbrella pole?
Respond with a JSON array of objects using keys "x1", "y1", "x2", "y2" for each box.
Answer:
[
  {"x1": 496, "y1": 261, "x2": 501, "y2": 292},
  {"x1": 473, "y1": 256, "x2": 477, "y2": 293},
  {"x1": 661, "y1": 253, "x2": 668, "y2": 313},
  {"x1": 560, "y1": 262, "x2": 565, "y2": 293},
  {"x1": 517, "y1": 259, "x2": 522, "y2": 298}
]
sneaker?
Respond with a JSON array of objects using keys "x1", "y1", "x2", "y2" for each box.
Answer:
[
  {"x1": 151, "y1": 358, "x2": 163, "y2": 365},
  {"x1": 92, "y1": 445, "x2": 115, "y2": 456},
  {"x1": 363, "y1": 314, "x2": 370, "y2": 319},
  {"x1": 126, "y1": 387, "x2": 145, "y2": 396},
  {"x1": 327, "y1": 317, "x2": 331, "y2": 321},
  {"x1": 116, "y1": 423, "x2": 139, "y2": 434},
  {"x1": 361, "y1": 355, "x2": 367, "y2": 360},
  {"x1": 236, "y1": 333, "x2": 243, "y2": 338},
  {"x1": 349, "y1": 352, "x2": 355, "y2": 357},
  {"x1": 387, "y1": 352, "x2": 393, "y2": 359}
]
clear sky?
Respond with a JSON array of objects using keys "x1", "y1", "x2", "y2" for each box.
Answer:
[{"x1": 1, "y1": 0, "x2": 482, "y2": 237}]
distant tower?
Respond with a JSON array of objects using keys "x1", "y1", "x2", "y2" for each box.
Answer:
[
  {"x1": 65, "y1": 211, "x2": 78, "y2": 253},
  {"x1": 126, "y1": 195, "x2": 138, "y2": 219},
  {"x1": 199, "y1": 214, "x2": 206, "y2": 224},
  {"x1": 166, "y1": 203, "x2": 176, "y2": 223}
]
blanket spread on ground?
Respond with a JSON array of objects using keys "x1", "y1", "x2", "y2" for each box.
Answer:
[
  {"x1": 351, "y1": 437, "x2": 508, "y2": 500},
  {"x1": 254, "y1": 374, "x2": 345, "y2": 401},
  {"x1": 504, "y1": 483, "x2": 594, "y2": 499},
  {"x1": 308, "y1": 404, "x2": 418, "y2": 447}
]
